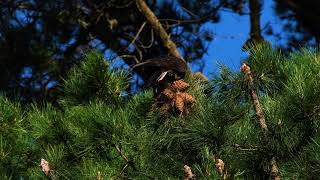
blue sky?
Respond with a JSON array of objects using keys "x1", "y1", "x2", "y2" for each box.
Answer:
[{"x1": 200, "y1": 0, "x2": 282, "y2": 78}]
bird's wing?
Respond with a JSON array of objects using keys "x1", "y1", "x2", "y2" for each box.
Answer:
[{"x1": 156, "y1": 71, "x2": 169, "y2": 82}]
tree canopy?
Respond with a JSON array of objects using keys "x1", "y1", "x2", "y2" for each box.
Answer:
[
  {"x1": 274, "y1": 0, "x2": 320, "y2": 50},
  {"x1": 0, "y1": 0, "x2": 232, "y2": 102},
  {"x1": 2, "y1": 46, "x2": 320, "y2": 179},
  {"x1": 2, "y1": 0, "x2": 320, "y2": 179}
]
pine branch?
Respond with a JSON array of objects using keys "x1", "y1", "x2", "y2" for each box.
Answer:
[
  {"x1": 114, "y1": 144, "x2": 130, "y2": 178},
  {"x1": 240, "y1": 63, "x2": 280, "y2": 180},
  {"x1": 114, "y1": 145, "x2": 129, "y2": 163},
  {"x1": 240, "y1": 63, "x2": 268, "y2": 135}
]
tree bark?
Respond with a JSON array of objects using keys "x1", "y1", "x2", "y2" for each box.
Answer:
[
  {"x1": 135, "y1": 0, "x2": 182, "y2": 59},
  {"x1": 249, "y1": 0, "x2": 264, "y2": 43},
  {"x1": 240, "y1": 63, "x2": 280, "y2": 180},
  {"x1": 240, "y1": 63, "x2": 268, "y2": 135},
  {"x1": 250, "y1": 90, "x2": 268, "y2": 134}
]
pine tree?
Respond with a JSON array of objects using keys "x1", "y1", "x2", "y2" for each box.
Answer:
[{"x1": 2, "y1": 46, "x2": 320, "y2": 179}]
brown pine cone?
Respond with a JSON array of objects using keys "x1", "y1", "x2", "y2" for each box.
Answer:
[
  {"x1": 174, "y1": 93, "x2": 185, "y2": 112},
  {"x1": 181, "y1": 92, "x2": 195, "y2": 103},
  {"x1": 162, "y1": 88, "x2": 175, "y2": 99},
  {"x1": 174, "y1": 92, "x2": 195, "y2": 113},
  {"x1": 171, "y1": 80, "x2": 190, "y2": 91}
]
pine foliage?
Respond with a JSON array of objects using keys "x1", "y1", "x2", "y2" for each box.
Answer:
[
  {"x1": 62, "y1": 51, "x2": 128, "y2": 106},
  {"x1": 2, "y1": 46, "x2": 320, "y2": 179}
]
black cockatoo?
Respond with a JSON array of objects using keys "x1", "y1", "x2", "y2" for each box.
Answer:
[{"x1": 132, "y1": 56, "x2": 189, "y2": 94}]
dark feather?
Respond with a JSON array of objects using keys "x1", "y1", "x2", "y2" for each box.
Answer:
[{"x1": 132, "y1": 56, "x2": 188, "y2": 75}]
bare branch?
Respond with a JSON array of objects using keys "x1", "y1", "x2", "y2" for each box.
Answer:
[
  {"x1": 135, "y1": 0, "x2": 182, "y2": 59},
  {"x1": 140, "y1": 28, "x2": 154, "y2": 48},
  {"x1": 126, "y1": 21, "x2": 147, "y2": 51},
  {"x1": 120, "y1": 55, "x2": 139, "y2": 64}
]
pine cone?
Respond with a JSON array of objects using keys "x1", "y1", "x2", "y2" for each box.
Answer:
[
  {"x1": 174, "y1": 93, "x2": 185, "y2": 112},
  {"x1": 171, "y1": 80, "x2": 190, "y2": 91},
  {"x1": 163, "y1": 88, "x2": 175, "y2": 99},
  {"x1": 156, "y1": 82, "x2": 195, "y2": 115},
  {"x1": 174, "y1": 92, "x2": 195, "y2": 113},
  {"x1": 181, "y1": 92, "x2": 195, "y2": 103}
]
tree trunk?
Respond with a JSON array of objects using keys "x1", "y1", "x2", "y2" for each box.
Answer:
[{"x1": 244, "y1": 0, "x2": 264, "y2": 48}]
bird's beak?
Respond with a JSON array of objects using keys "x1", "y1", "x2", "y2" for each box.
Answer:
[{"x1": 157, "y1": 71, "x2": 169, "y2": 82}]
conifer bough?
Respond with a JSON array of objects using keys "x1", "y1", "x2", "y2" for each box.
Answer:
[
  {"x1": 240, "y1": 63, "x2": 268, "y2": 134},
  {"x1": 240, "y1": 63, "x2": 280, "y2": 180}
]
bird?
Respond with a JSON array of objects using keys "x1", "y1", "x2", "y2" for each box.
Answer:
[{"x1": 132, "y1": 56, "x2": 189, "y2": 93}]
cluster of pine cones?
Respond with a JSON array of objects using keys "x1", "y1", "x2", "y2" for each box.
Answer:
[{"x1": 154, "y1": 79, "x2": 195, "y2": 115}]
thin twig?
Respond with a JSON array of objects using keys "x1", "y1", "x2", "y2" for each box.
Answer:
[
  {"x1": 120, "y1": 163, "x2": 129, "y2": 176},
  {"x1": 180, "y1": 6, "x2": 198, "y2": 18},
  {"x1": 233, "y1": 144, "x2": 258, "y2": 151},
  {"x1": 114, "y1": 145, "x2": 130, "y2": 177},
  {"x1": 125, "y1": 21, "x2": 147, "y2": 51},
  {"x1": 114, "y1": 145, "x2": 129, "y2": 163},
  {"x1": 120, "y1": 55, "x2": 139, "y2": 64},
  {"x1": 109, "y1": 1, "x2": 134, "y2": 8},
  {"x1": 140, "y1": 29, "x2": 154, "y2": 48},
  {"x1": 135, "y1": 44, "x2": 143, "y2": 62}
]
